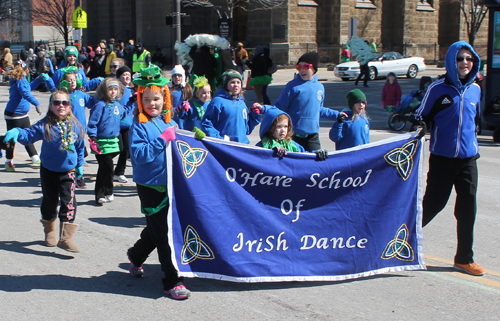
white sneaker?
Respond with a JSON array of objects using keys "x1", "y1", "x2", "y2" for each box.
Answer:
[
  {"x1": 106, "y1": 194, "x2": 114, "y2": 202},
  {"x1": 113, "y1": 175, "x2": 128, "y2": 183},
  {"x1": 97, "y1": 197, "x2": 109, "y2": 204}
]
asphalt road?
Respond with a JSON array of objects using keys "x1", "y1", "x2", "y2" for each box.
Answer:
[{"x1": 0, "y1": 67, "x2": 499, "y2": 320}]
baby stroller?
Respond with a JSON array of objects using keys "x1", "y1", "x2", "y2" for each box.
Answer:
[{"x1": 388, "y1": 76, "x2": 432, "y2": 131}]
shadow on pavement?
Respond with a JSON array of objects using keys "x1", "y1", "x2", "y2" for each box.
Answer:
[
  {"x1": 89, "y1": 217, "x2": 145, "y2": 228},
  {"x1": 0, "y1": 240, "x2": 74, "y2": 260}
]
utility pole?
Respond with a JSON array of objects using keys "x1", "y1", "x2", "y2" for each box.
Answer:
[{"x1": 175, "y1": 0, "x2": 182, "y2": 64}]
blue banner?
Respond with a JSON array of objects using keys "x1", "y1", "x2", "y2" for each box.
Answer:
[{"x1": 167, "y1": 131, "x2": 426, "y2": 282}]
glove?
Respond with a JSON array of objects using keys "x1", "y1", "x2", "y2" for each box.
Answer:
[
  {"x1": 35, "y1": 105, "x2": 42, "y2": 115},
  {"x1": 416, "y1": 121, "x2": 427, "y2": 138},
  {"x1": 41, "y1": 73, "x2": 50, "y2": 81},
  {"x1": 4, "y1": 128, "x2": 20, "y2": 144},
  {"x1": 88, "y1": 137, "x2": 102, "y2": 154},
  {"x1": 251, "y1": 103, "x2": 261, "y2": 114},
  {"x1": 98, "y1": 77, "x2": 104, "y2": 82},
  {"x1": 273, "y1": 146, "x2": 287, "y2": 158},
  {"x1": 315, "y1": 149, "x2": 328, "y2": 161},
  {"x1": 182, "y1": 101, "x2": 190, "y2": 112},
  {"x1": 193, "y1": 126, "x2": 206, "y2": 140},
  {"x1": 159, "y1": 127, "x2": 176, "y2": 143},
  {"x1": 75, "y1": 166, "x2": 83, "y2": 178},
  {"x1": 337, "y1": 113, "x2": 347, "y2": 123}
]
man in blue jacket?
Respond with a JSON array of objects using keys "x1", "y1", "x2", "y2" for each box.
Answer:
[{"x1": 415, "y1": 41, "x2": 484, "y2": 276}]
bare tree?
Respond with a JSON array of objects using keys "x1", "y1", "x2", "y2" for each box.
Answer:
[
  {"x1": 0, "y1": 0, "x2": 31, "y2": 29},
  {"x1": 458, "y1": 0, "x2": 488, "y2": 46},
  {"x1": 31, "y1": 0, "x2": 74, "y2": 46},
  {"x1": 182, "y1": 0, "x2": 285, "y2": 19}
]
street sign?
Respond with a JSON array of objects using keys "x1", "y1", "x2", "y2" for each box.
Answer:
[
  {"x1": 72, "y1": 6, "x2": 87, "y2": 29},
  {"x1": 73, "y1": 29, "x2": 80, "y2": 41}
]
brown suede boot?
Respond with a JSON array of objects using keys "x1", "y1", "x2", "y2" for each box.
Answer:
[
  {"x1": 57, "y1": 222, "x2": 80, "y2": 253},
  {"x1": 40, "y1": 219, "x2": 57, "y2": 247}
]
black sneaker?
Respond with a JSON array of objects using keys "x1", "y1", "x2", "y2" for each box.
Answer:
[{"x1": 76, "y1": 177, "x2": 87, "y2": 189}]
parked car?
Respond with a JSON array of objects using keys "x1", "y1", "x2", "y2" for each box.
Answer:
[{"x1": 334, "y1": 52, "x2": 426, "y2": 81}]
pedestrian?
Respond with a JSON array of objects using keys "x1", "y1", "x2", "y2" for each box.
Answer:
[
  {"x1": 354, "y1": 41, "x2": 373, "y2": 88},
  {"x1": 104, "y1": 46, "x2": 118, "y2": 76},
  {"x1": 87, "y1": 78, "x2": 124, "y2": 205},
  {"x1": 132, "y1": 43, "x2": 151, "y2": 73},
  {"x1": 3, "y1": 60, "x2": 44, "y2": 171},
  {"x1": 256, "y1": 106, "x2": 305, "y2": 156},
  {"x1": 126, "y1": 65, "x2": 191, "y2": 300},
  {"x1": 201, "y1": 69, "x2": 260, "y2": 143},
  {"x1": 1, "y1": 48, "x2": 13, "y2": 79},
  {"x1": 341, "y1": 45, "x2": 350, "y2": 63},
  {"x1": 381, "y1": 72, "x2": 402, "y2": 114},
  {"x1": 88, "y1": 46, "x2": 107, "y2": 79},
  {"x1": 169, "y1": 64, "x2": 192, "y2": 129},
  {"x1": 329, "y1": 89, "x2": 370, "y2": 150},
  {"x1": 245, "y1": 46, "x2": 273, "y2": 105},
  {"x1": 109, "y1": 58, "x2": 125, "y2": 78},
  {"x1": 188, "y1": 45, "x2": 217, "y2": 89},
  {"x1": 253, "y1": 51, "x2": 343, "y2": 154},
  {"x1": 234, "y1": 42, "x2": 248, "y2": 83},
  {"x1": 52, "y1": 46, "x2": 101, "y2": 91},
  {"x1": 113, "y1": 65, "x2": 135, "y2": 184},
  {"x1": 176, "y1": 75, "x2": 211, "y2": 131},
  {"x1": 2, "y1": 89, "x2": 85, "y2": 253},
  {"x1": 415, "y1": 41, "x2": 485, "y2": 276}
]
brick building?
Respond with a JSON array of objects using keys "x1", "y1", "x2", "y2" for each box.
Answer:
[{"x1": 81, "y1": 0, "x2": 488, "y2": 65}]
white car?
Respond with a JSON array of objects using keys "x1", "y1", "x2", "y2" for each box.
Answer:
[{"x1": 334, "y1": 52, "x2": 426, "y2": 81}]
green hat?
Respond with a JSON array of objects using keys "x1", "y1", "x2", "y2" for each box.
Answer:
[
  {"x1": 222, "y1": 69, "x2": 242, "y2": 89},
  {"x1": 64, "y1": 46, "x2": 79, "y2": 61},
  {"x1": 346, "y1": 89, "x2": 367, "y2": 109},
  {"x1": 132, "y1": 65, "x2": 169, "y2": 87}
]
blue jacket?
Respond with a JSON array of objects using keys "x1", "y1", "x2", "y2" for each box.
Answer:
[
  {"x1": 171, "y1": 88, "x2": 184, "y2": 129},
  {"x1": 262, "y1": 74, "x2": 339, "y2": 136},
  {"x1": 415, "y1": 41, "x2": 481, "y2": 159},
  {"x1": 329, "y1": 108, "x2": 370, "y2": 150},
  {"x1": 69, "y1": 90, "x2": 94, "y2": 131},
  {"x1": 5, "y1": 77, "x2": 41, "y2": 116},
  {"x1": 256, "y1": 106, "x2": 305, "y2": 152},
  {"x1": 17, "y1": 117, "x2": 85, "y2": 172},
  {"x1": 201, "y1": 88, "x2": 260, "y2": 144},
  {"x1": 177, "y1": 98, "x2": 209, "y2": 131},
  {"x1": 129, "y1": 116, "x2": 177, "y2": 186},
  {"x1": 87, "y1": 99, "x2": 123, "y2": 139},
  {"x1": 119, "y1": 86, "x2": 135, "y2": 129},
  {"x1": 52, "y1": 66, "x2": 100, "y2": 92}
]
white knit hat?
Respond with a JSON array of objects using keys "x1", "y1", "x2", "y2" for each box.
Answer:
[{"x1": 170, "y1": 64, "x2": 186, "y2": 87}]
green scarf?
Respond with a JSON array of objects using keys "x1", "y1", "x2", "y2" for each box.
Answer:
[
  {"x1": 261, "y1": 136, "x2": 300, "y2": 153},
  {"x1": 189, "y1": 99, "x2": 206, "y2": 120}
]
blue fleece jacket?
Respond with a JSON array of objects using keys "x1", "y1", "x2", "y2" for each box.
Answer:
[
  {"x1": 5, "y1": 77, "x2": 41, "y2": 115},
  {"x1": 262, "y1": 74, "x2": 339, "y2": 136},
  {"x1": 329, "y1": 108, "x2": 370, "y2": 150},
  {"x1": 16, "y1": 117, "x2": 85, "y2": 172},
  {"x1": 177, "y1": 98, "x2": 209, "y2": 131},
  {"x1": 119, "y1": 86, "x2": 135, "y2": 129},
  {"x1": 129, "y1": 116, "x2": 177, "y2": 186},
  {"x1": 52, "y1": 66, "x2": 100, "y2": 92},
  {"x1": 87, "y1": 99, "x2": 123, "y2": 139},
  {"x1": 256, "y1": 106, "x2": 305, "y2": 152},
  {"x1": 171, "y1": 88, "x2": 184, "y2": 129},
  {"x1": 415, "y1": 41, "x2": 481, "y2": 159},
  {"x1": 201, "y1": 88, "x2": 260, "y2": 143},
  {"x1": 69, "y1": 90, "x2": 94, "y2": 130}
]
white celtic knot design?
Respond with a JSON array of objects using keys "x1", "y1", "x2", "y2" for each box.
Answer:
[
  {"x1": 381, "y1": 224, "x2": 415, "y2": 261},
  {"x1": 181, "y1": 225, "x2": 215, "y2": 265},
  {"x1": 175, "y1": 140, "x2": 208, "y2": 178},
  {"x1": 384, "y1": 139, "x2": 419, "y2": 181}
]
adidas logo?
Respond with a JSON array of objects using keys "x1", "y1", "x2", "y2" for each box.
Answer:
[{"x1": 442, "y1": 97, "x2": 452, "y2": 104}]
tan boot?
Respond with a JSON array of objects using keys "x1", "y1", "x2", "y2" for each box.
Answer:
[
  {"x1": 57, "y1": 222, "x2": 80, "y2": 253},
  {"x1": 40, "y1": 219, "x2": 57, "y2": 247}
]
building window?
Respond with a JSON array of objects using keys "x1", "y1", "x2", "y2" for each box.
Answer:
[
  {"x1": 417, "y1": 0, "x2": 435, "y2": 12},
  {"x1": 355, "y1": 0, "x2": 376, "y2": 9}
]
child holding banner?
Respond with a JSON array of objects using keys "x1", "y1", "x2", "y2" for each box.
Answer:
[
  {"x1": 329, "y1": 89, "x2": 370, "y2": 150},
  {"x1": 126, "y1": 65, "x2": 191, "y2": 300},
  {"x1": 176, "y1": 75, "x2": 211, "y2": 131},
  {"x1": 256, "y1": 106, "x2": 304, "y2": 157},
  {"x1": 201, "y1": 69, "x2": 260, "y2": 143},
  {"x1": 169, "y1": 64, "x2": 192, "y2": 129}
]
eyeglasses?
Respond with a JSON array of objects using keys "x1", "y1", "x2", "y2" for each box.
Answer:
[
  {"x1": 53, "y1": 100, "x2": 71, "y2": 106},
  {"x1": 111, "y1": 65, "x2": 119, "y2": 68},
  {"x1": 296, "y1": 63, "x2": 314, "y2": 71},
  {"x1": 457, "y1": 57, "x2": 473, "y2": 63}
]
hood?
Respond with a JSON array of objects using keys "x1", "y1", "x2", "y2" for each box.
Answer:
[
  {"x1": 444, "y1": 41, "x2": 480, "y2": 91},
  {"x1": 213, "y1": 88, "x2": 244, "y2": 101},
  {"x1": 259, "y1": 107, "x2": 290, "y2": 139},
  {"x1": 255, "y1": 46, "x2": 264, "y2": 55}
]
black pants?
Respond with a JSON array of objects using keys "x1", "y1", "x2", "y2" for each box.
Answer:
[
  {"x1": 355, "y1": 63, "x2": 370, "y2": 86},
  {"x1": 95, "y1": 152, "x2": 119, "y2": 201},
  {"x1": 292, "y1": 133, "x2": 321, "y2": 152},
  {"x1": 128, "y1": 184, "x2": 182, "y2": 290},
  {"x1": 5, "y1": 117, "x2": 38, "y2": 159},
  {"x1": 40, "y1": 166, "x2": 77, "y2": 222},
  {"x1": 422, "y1": 154, "x2": 479, "y2": 264},
  {"x1": 114, "y1": 129, "x2": 130, "y2": 176}
]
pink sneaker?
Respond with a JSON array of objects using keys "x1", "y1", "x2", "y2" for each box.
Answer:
[{"x1": 164, "y1": 284, "x2": 191, "y2": 300}]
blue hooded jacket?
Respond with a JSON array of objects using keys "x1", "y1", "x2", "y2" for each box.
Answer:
[
  {"x1": 177, "y1": 98, "x2": 210, "y2": 131},
  {"x1": 52, "y1": 66, "x2": 100, "y2": 92},
  {"x1": 415, "y1": 41, "x2": 481, "y2": 159},
  {"x1": 329, "y1": 108, "x2": 370, "y2": 150},
  {"x1": 262, "y1": 74, "x2": 340, "y2": 136},
  {"x1": 201, "y1": 88, "x2": 260, "y2": 143},
  {"x1": 5, "y1": 77, "x2": 41, "y2": 116},
  {"x1": 87, "y1": 99, "x2": 123, "y2": 139},
  {"x1": 256, "y1": 106, "x2": 305, "y2": 152},
  {"x1": 17, "y1": 117, "x2": 85, "y2": 172}
]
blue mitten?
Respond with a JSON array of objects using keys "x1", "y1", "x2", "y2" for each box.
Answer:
[{"x1": 4, "y1": 128, "x2": 20, "y2": 144}]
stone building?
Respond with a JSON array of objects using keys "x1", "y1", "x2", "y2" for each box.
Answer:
[{"x1": 81, "y1": 0, "x2": 488, "y2": 65}]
